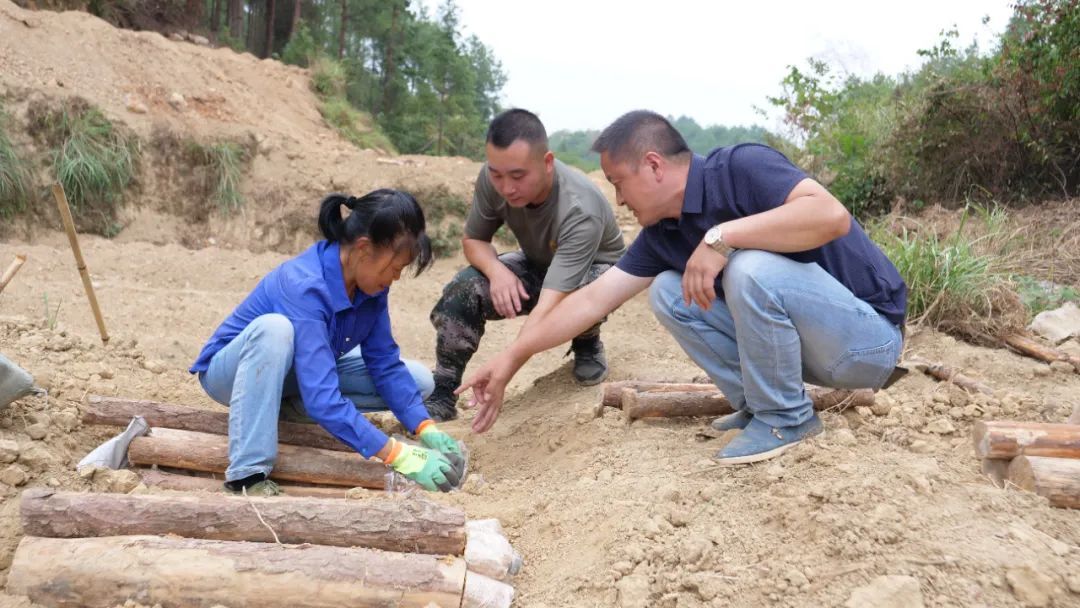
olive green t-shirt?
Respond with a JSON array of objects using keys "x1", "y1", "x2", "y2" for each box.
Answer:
[{"x1": 463, "y1": 159, "x2": 626, "y2": 292}]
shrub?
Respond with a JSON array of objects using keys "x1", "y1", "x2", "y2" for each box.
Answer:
[
  {"x1": 319, "y1": 97, "x2": 396, "y2": 153},
  {"x1": 310, "y1": 56, "x2": 347, "y2": 99},
  {"x1": 187, "y1": 140, "x2": 248, "y2": 214},
  {"x1": 0, "y1": 105, "x2": 32, "y2": 219}
]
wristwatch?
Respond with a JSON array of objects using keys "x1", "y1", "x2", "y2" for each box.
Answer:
[{"x1": 703, "y1": 225, "x2": 734, "y2": 256}]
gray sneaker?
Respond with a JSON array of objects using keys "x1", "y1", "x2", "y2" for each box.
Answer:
[{"x1": 571, "y1": 336, "x2": 608, "y2": 386}]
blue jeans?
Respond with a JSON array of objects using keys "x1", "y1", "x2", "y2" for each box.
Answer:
[
  {"x1": 198, "y1": 314, "x2": 434, "y2": 481},
  {"x1": 649, "y1": 250, "x2": 902, "y2": 428}
]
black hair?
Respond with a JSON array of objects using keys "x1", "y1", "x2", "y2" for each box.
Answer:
[
  {"x1": 591, "y1": 110, "x2": 691, "y2": 165},
  {"x1": 317, "y1": 188, "x2": 434, "y2": 276},
  {"x1": 486, "y1": 108, "x2": 548, "y2": 153}
]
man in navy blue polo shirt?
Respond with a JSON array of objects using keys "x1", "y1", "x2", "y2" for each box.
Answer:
[{"x1": 457, "y1": 110, "x2": 907, "y2": 466}]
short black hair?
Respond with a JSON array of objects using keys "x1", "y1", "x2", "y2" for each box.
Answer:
[
  {"x1": 591, "y1": 110, "x2": 691, "y2": 165},
  {"x1": 486, "y1": 108, "x2": 548, "y2": 153}
]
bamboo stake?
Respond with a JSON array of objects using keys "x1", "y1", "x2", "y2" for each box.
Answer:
[
  {"x1": 907, "y1": 357, "x2": 994, "y2": 395},
  {"x1": 0, "y1": 254, "x2": 27, "y2": 295},
  {"x1": 51, "y1": 184, "x2": 108, "y2": 344}
]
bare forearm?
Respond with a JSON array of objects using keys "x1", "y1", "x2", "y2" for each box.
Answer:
[
  {"x1": 462, "y1": 238, "x2": 502, "y2": 277},
  {"x1": 722, "y1": 186, "x2": 850, "y2": 253}
]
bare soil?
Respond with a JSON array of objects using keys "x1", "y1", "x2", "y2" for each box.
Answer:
[{"x1": 1, "y1": 3, "x2": 1079, "y2": 607}]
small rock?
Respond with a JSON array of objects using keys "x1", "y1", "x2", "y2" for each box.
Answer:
[
  {"x1": 169, "y1": 32, "x2": 185, "y2": 41},
  {"x1": 611, "y1": 561, "x2": 635, "y2": 577},
  {"x1": 125, "y1": 94, "x2": 148, "y2": 114},
  {"x1": 1050, "y1": 360, "x2": 1074, "y2": 374},
  {"x1": 870, "y1": 400, "x2": 893, "y2": 416},
  {"x1": 53, "y1": 410, "x2": 79, "y2": 432},
  {"x1": 141, "y1": 359, "x2": 167, "y2": 374},
  {"x1": 932, "y1": 393, "x2": 950, "y2": 404},
  {"x1": 46, "y1": 477, "x2": 60, "y2": 487},
  {"x1": 1065, "y1": 572, "x2": 1080, "y2": 594},
  {"x1": 0, "y1": 439, "x2": 18, "y2": 463},
  {"x1": 666, "y1": 510, "x2": 690, "y2": 528},
  {"x1": 786, "y1": 568, "x2": 810, "y2": 588},
  {"x1": 597, "y1": 469, "x2": 614, "y2": 483},
  {"x1": 616, "y1": 573, "x2": 652, "y2": 608},
  {"x1": 0, "y1": 464, "x2": 29, "y2": 487},
  {"x1": 845, "y1": 575, "x2": 924, "y2": 608},
  {"x1": 908, "y1": 440, "x2": 932, "y2": 454},
  {"x1": 98, "y1": 368, "x2": 115, "y2": 380},
  {"x1": 1006, "y1": 565, "x2": 1059, "y2": 607},
  {"x1": 26, "y1": 423, "x2": 48, "y2": 440},
  {"x1": 190, "y1": 34, "x2": 210, "y2": 45},
  {"x1": 925, "y1": 418, "x2": 956, "y2": 435},
  {"x1": 168, "y1": 92, "x2": 187, "y2": 112},
  {"x1": 18, "y1": 444, "x2": 57, "y2": 472},
  {"x1": 948, "y1": 407, "x2": 966, "y2": 420},
  {"x1": 1033, "y1": 365, "x2": 1051, "y2": 378}
]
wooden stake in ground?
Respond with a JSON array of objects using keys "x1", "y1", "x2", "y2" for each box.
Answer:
[
  {"x1": 1007, "y1": 455, "x2": 1080, "y2": 509},
  {"x1": 0, "y1": 253, "x2": 27, "y2": 295},
  {"x1": 51, "y1": 184, "x2": 108, "y2": 344},
  {"x1": 84, "y1": 395, "x2": 350, "y2": 452},
  {"x1": 972, "y1": 421, "x2": 1080, "y2": 460},
  {"x1": 20, "y1": 488, "x2": 467, "y2": 555},
  {"x1": 1003, "y1": 333, "x2": 1080, "y2": 373},
  {"x1": 7, "y1": 535, "x2": 467, "y2": 608},
  {"x1": 907, "y1": 357, "x2": 994, "y2": 395},
  {"x1": 129, "y1": 427, "x2": 388, "y2": 488}
]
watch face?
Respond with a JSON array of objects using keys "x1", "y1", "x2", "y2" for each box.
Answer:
[{"x1": 705, "y1": 227, "x2": 719, "y2": 244}]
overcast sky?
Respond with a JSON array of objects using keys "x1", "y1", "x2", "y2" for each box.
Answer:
[{"x1": 423, "y1": 0, "x2": 1015, "y2": 133}]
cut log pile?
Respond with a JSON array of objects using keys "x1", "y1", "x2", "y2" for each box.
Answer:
[
  {"x1": 973, "y1": 420, "x2": 1080, "y2": 509},
  {"x1": 9, "y1": 395, "x2": 524, "y2": 607}
]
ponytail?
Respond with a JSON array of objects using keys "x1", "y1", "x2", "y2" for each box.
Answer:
[{"x1": 316, "y1": 189, "x2": 434, "y2": 276}]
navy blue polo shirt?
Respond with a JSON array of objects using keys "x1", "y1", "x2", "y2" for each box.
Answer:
[{"x1": 616, "y1": 144, "x2": 907, "y2": 326}]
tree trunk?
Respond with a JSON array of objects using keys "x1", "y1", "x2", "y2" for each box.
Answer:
[
  {"x1": 972, "y1": 421, "x2": 1080, "y2": 460},
  {"x1": 186, "y1": 0, "x2": 204, "y2": 31},
  {"x1": 610, "y1": 383, "x2": 875, "y2": 419},
  {"x1": 380, "y1": 1, "x2": 400, "y2": 112},
  {"x1": 337, "y1": 0, "x2": 347, "y2": 60},
  {"x1": 264, "y1": 0, "x2": 276, "y2": 58},
  {"x1": 7, "y1": 535, "x2": 467, "y2": 608},
  {"x1": 227, "y1": 0, "x2": 243, "y2": 40},
  {"x1": 1008, "y1": 455, "x2": 1080, "y2": 509},
  {"x1": 289, "y1": 0, "x2": 301, "y2": 39},
  {"x1": 128, "y1": 427, "x2": 388, "y2": 488},
  {"x1": 209, "y1": 0, "x2": 221, "y2": 41},
  {"x1": 20, "y1": 488, "x2": 467, "y2": 555},
  {"x1": 83, "y1": 395, "x2": 351, "y2": 452}
]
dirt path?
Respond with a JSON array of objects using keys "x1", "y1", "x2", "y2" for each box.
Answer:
[{"x1": 2, "y1": 234, "x2": 1079, "y2": 608}]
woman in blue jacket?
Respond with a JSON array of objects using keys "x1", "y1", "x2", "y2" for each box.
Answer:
[{"x1": 191, "y1": 189, "x2": 463, "y2": 494}]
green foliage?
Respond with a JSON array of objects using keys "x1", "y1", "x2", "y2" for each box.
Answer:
[
  {"x1": 1015, "y1": 276, "x2": 1080, "y2": 316},
  {"x1": 281, "y1": 23, "x2": 317, "y2": 67},
  {"x1": 311, "y1": 56, "x2": 348, "y2": 98},
  {"x1": 769, "y1": 1, "x2": 1080, "y2": 210},
  {"x1": 320, "y1": 97, "x2": 396, "y2": 153},
  {"x1": 0, "y1": 105, "x2": 32, "y2": 219},
  {"x1": 186, "y1": 140, "x2": 248, "y2": 214},
  {"x1": 29, "y1": 99, "x2": 137, "y2": 225},
  {"x1": 550, "y1": 118, "x2": 770, "y2": 173},
  {"x1": 430, "y1": 222, "x2": 462, "y2": 257}
]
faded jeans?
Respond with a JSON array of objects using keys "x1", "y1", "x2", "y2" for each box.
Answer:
[
  {"x1": 649, "y1": 250, "x2": 902, "y2": 428},
  {"x1": 198, "y1": 314, "x2": 434, "y2": 481}
]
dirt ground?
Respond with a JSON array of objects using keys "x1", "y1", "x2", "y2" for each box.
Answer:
[{"x1": 2, "y1": 2, "x2": 1080, "y2": 607}]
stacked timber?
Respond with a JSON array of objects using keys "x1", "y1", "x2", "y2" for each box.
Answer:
[
  {"x1": 43, "y1": 395, "x2": 524, "y2": 607},
  {"x1": 972, "y1": 420, "x2": 1080, "y2": 509}
]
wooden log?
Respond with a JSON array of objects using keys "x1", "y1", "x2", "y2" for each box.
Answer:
[
  {"x1": 908, "y1": 357, "x2": 994, "y2": 395},
  {"x1": 20, "y1": 487, "x2": 466, "y2": 555},
  {"x1": 601, "y1": 381, "x2": 717, "y2": 408},
  {"x1": 138, "y1": 468, "x2": 355, "y2": 499},
  {"x1": 1004, "y1": 333, "x2": 1080, "y2": 373},
  {"x1": 1007, "y1": 455, "x2": 1080, "y2": 509},
  {"x1": 129, "y1": 427, "x2": 387, "y2": 488},
  {"x1": 84, "y1": 395, "x2": 349, "y2": 452},
  {"x1": 621, "y1": 386, "x2": 874, "y2": 420},
  {"x1": 972, "y1": 421, "x2": 1080, "y2": 460},
  {"x1": 6, "y1": 535, "x2": 467, "y2": 608}
]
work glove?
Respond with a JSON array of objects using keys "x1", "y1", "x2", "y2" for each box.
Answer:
[
  {"x1": 416, "y1": 420, "x2": 465, "y2": 476},
  {"x1": 385, "y1": 439, "x2": 460, "y2": 492}
]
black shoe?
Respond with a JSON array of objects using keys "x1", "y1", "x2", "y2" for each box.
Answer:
[
  {"x1": 424, "y1": 384, "x2": 459, "y2": 421},
  {"x1": 571, "y1": 336, "x2": 609, "y2": 386}
]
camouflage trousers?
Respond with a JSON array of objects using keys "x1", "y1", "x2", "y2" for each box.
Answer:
[{"x1": 429, "y1": 251, "x2": 612, "y2": 391}]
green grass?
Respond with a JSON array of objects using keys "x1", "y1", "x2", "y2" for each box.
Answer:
[
  {"x1": 0, "y1": 106, "x2": 32, "y2": 219},
  {"x1": 310, "y1": 56, "x2": 347, "y2": 98},
  {"x1": 319, "y1": 97, "x2": 396, "y2": 152},
  {"x1": 32, "y1": 101, "x2": 137, "y2": 214},
  {"x1": 869, "y1": 206, "x2": 1018, "y2": 337},
  {"x1": 187, "y1": 141, "x2": 247, "y2": 214},
  {"x1": 1015, "y1": 276, "x2": 1080, "y2": 316}
]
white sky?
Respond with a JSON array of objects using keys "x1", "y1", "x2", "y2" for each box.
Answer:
[{"x1": 423, "y1": 0, "x2": 1015, "y2": 133}]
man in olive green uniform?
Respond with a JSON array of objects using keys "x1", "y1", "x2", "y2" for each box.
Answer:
[{"x1": 424, "y1": 109, "x2": 625, "y2": 421}]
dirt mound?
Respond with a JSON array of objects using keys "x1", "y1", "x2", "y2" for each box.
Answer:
[{"x1": 0, "y1": 0, "x2": 480, "y2": 251}]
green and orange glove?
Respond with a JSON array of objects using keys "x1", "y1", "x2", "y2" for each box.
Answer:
[
  {"x1": 384, "y1": 439, "x2": 460, "y2": 492},
  {"x1": 416, "y1": 420, "x2": 465, "y2": 476}
]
